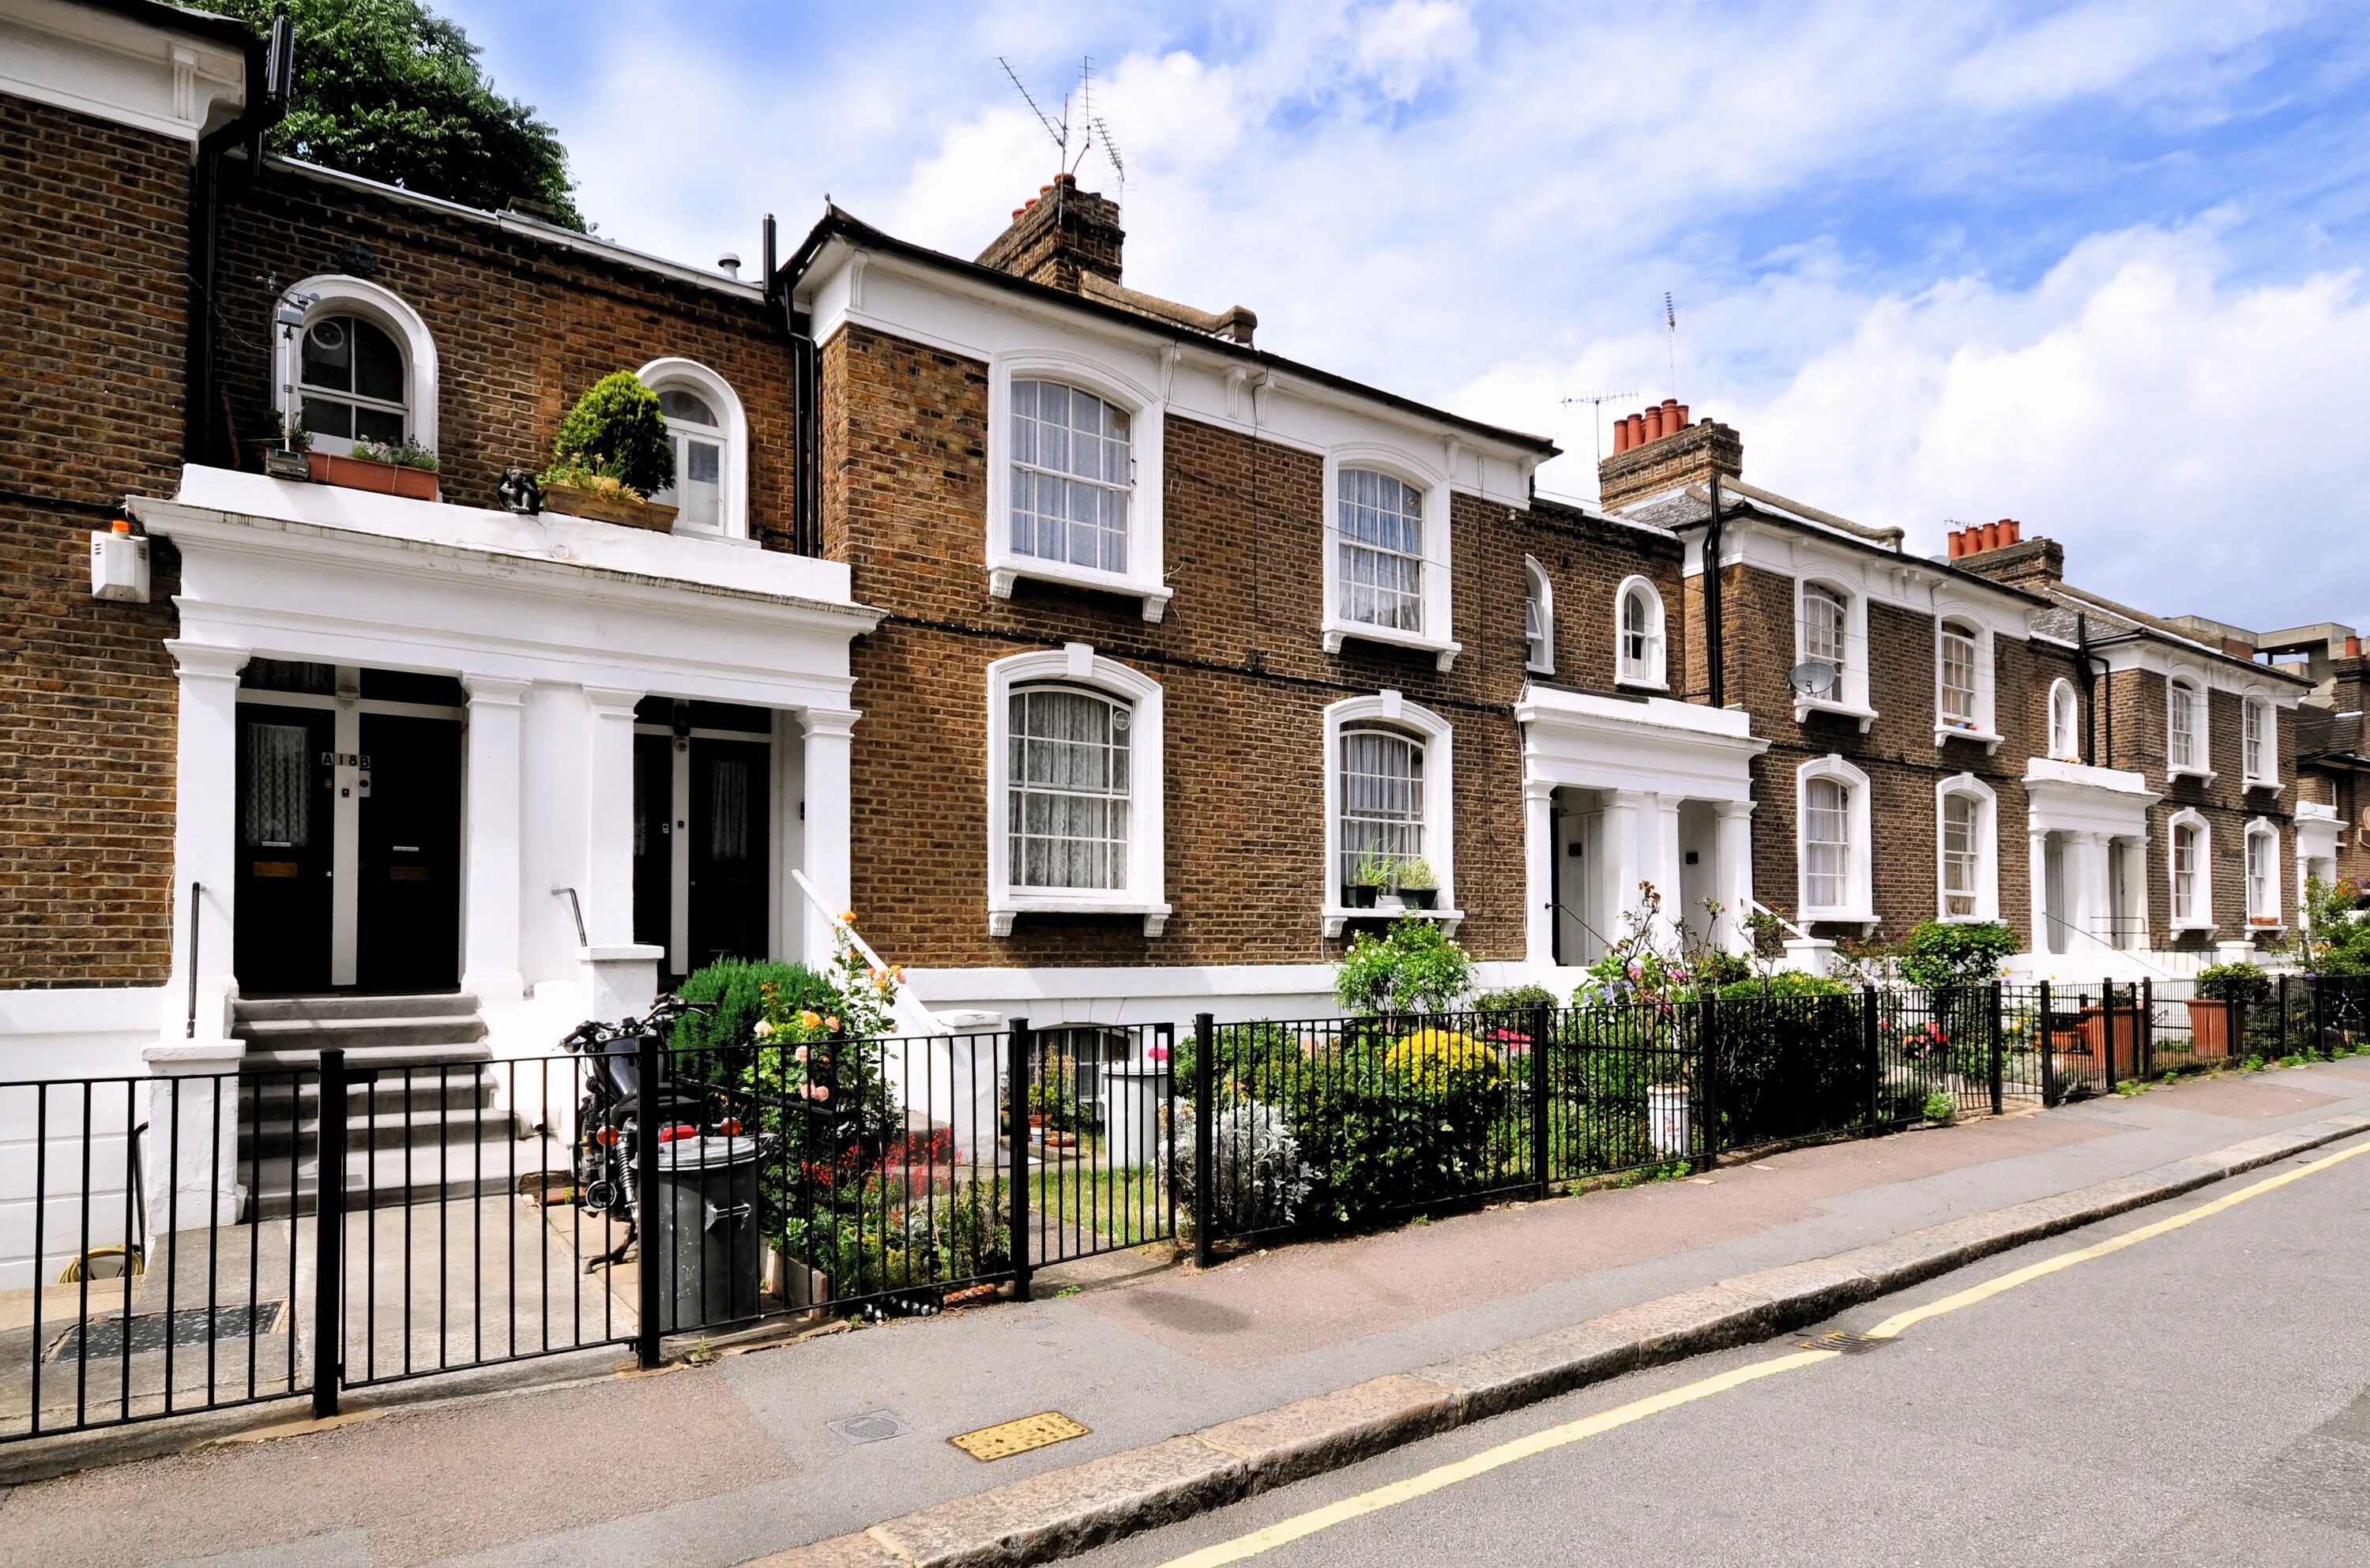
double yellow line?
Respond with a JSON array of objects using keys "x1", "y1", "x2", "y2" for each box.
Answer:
[{"x1": 1163, "y1": 1137, "x2": 2370, "y2": 1567}]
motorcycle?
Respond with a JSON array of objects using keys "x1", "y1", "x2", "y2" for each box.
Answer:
[{"x1": 560, "y1": 994, "x2": 750, "y2": 1271}]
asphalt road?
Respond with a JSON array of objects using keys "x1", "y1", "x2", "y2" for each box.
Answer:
[{"x1": 1078, "y1": 1135, "x2": 2370, "y2": 1568}]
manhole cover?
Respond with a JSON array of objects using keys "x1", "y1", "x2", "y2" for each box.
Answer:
[
  {"x1": 49, "y1": 1303, "x2": 283, "y2": 1363},
  {"x1": 1801, "y1": 1329, "x2": 1889, "y2": 1355},
  {"x1": 950, "y1": 1411, "x2": 1089, "y2": 1461},
  {"x1": 828, "y1": 1410, "x2": 910, "y2": 1446}
]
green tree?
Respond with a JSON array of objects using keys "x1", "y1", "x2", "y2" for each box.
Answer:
[{"x1": 219, "y1": 0, "x2": 582, "y2": 229}]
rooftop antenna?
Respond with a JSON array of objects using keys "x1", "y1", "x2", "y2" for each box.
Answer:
[
  {"x1": 1663, "y1": 291, "x2": 1680, "y2": 400},
  {"x1": 999, "y1": 56, "x2": 1069, "y2": 164},
  {"x1": 1560, "y1": 389, "x2": 1642, "y2": 468}
]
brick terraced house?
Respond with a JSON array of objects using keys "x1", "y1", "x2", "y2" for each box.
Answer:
[{"x1": 0, "y1": 0, "x2": 2355, "y2": 1279}]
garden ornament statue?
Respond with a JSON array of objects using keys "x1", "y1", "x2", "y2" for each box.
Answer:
[{"x1": 498, "y1": 466, "x2": 544, "y2": 515}]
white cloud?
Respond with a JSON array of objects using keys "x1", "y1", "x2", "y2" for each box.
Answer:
[{"x1": 1350, "y1": 1, "x2": 1477, "y2": 100}]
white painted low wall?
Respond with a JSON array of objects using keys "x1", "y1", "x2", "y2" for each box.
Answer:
[{"x1": 0, "y1": 987, "x2": 163, "y2": 1291}]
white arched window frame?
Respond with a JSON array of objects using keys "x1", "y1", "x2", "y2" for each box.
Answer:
[
  {"x1": 984, "y1": 351, "x2": 1171, "y2": 622},
  {"x1": 1796, "y1": 754, "x2": 1875, "y2": 923},
  {"x1": 1615, "y1": 575, "x2": 1667, "y2": 689},
  {"x1": 1935, "y1": 773, "x2": 1999, "y2": 923},
  {"x1": 1322, "y1": 690, "x2": 1458, "y2": 935},
  {"x1": 1933, "y1": 613, "x2": 2000, "y2": 750},
  {"x1": 2047, "y1": 679, "x2": 2082, "y2": 762},
  {"x1": 2166, "y1": 672, "x2": 2211, "y2": 780},
  {"x1": 273, "y1": 274, "x2": 438, "y2": 460},
  {"x1": 636, "y1": 357, "x2": 749, "y2": 540},
  {"x1": 2241, "y1": 694, "x2": 2278, "y2": 789},
  {"x1": 985, "y1": 642, "x2": 1169, "y2": 936},
  {"x1": 1523, "y1": 557, "x2": 1554, "y2": 676},
  {"x1": 1322, "y1": 444, "x2": 1459, "y2": 671},
  {"x1": 1794, "y1": 576, "x2": 1873, "y2": 728},
  {"x1": 2167, "y1": 807, "x2": 2212, "y2": 931},
  {"x1": 2245, "y1": 818, "x2": 2282, "y2": 928}
]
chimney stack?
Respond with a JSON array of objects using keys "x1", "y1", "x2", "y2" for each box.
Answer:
[
  {"x1": 1953, "y1": 518, "x2": 2063, "y2": 588},
  {"x1": 976, "y1": 172, "x2": 1126, "y2": 293},
  {"x1": 1596, "y1": 401, "x2": 1742, "y2": 511}
]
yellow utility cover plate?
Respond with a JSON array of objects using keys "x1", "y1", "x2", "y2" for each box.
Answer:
[{"x1": 949, "y1": 1411, "x2": 1089, "y2": 1461}]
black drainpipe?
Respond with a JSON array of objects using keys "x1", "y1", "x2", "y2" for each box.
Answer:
[
  {"x1": 1703, "y1": 474, "x2": 1725, "y2": 709},
  {"x1": 765, "y1": 213, "x2": 824, "y2": 558},
  {"x1": 186, "y1": 9, "x2": 292, "y2": 464}
]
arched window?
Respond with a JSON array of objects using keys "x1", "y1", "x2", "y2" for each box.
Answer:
[
  {"x1": 1339, "y1": 725, "x2": 1424, "y2": 889},
  {"x1": 1797, "y1": 754, "x2": 1873, "y2": 920},
  {"x1": 1801, "y1": 584, "x2": 1848, "y2": 667},
  {"x1": 1936, "y1": 775, "x2": 1997, "y2": 921},
  {"x1": 638, "y1": 358, "x2": 750, "y2": 539},
  {"x1": 1336, "y1": 468, "x2": 1426, "y2": 633},
  {"x1": 2048, "y1": 679, "x2": 2080, "y2": 761},
  {"x1": 274, "y1": 275, "x2": 438, "y2": 460},
  {"x1": 1938, "y1": 619, "x2": 1981, "y2": 731},
  {"x1": 1010, "y1": 380, "x2": 1132, "y2": 573},
  {"x1": 985, "y1": 645, "x2": 1168, "y2": 935},
  {"x1": 2168, "y1": 677, "x2": 2205, "y2": 775},
  {"x1": 2169, "y1": 810, "x2": 2210, "y2": 929},
  {"x1": 1323, "y1": 691, "x2": 1457, "y2": 931},
  {"x1": 1616, "y1": 577, "x2": 1666, "y2": 687},
  {"x1": 2245, "y1": 820, "x2": 2280, "y2": 926},
  {"x1": 1794, "y1": 578, "x2": 1870, "y2": 724},
  {"x1": 1523, "y1": 557, "x2": 1553, "y2": 675},
  {"x1": 2242, "y1": 696, "x2": 2274, "y2": 786}
]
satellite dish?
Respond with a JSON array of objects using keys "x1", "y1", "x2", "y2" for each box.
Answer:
[{"x1": 1788, "y1": 660, "x2": 1839, "y2": 699}]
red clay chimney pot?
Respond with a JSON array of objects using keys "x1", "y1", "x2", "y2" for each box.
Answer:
[
  {"x1": 1643, "y1": 406, "x2": 1664, "y2": 442},
  {"x1": 1672, "y1": 403, "x2": 1688, "y2": 430},
  {"x1": 1612, "y1": 419, "x2": 1630, "y2": 455},
  {"x1": 1979, "y1": 521, "x2": 2001, "y2": 552},
  {"x1": 2349, "y1": 636, "x2": 2363, "y2": 658}
]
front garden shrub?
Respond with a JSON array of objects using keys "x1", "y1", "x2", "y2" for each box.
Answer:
[
  {"x1": 546, "y1": 370, "x2": 674, "y2": 498},
  {"x1": 1712, "y1": 972, "x2": 1860, "y2": 1146},
  {"x1": 1177, "y1": 1100, "x2": 1311, "y2": 1239},
  {"x1": 2197, "y1": 961, "x2": 2273, "y2": 1005},
  {"x1": 672, "y1": 957, "x2": 833, "y2": 1065},
  {"x1": 1472, "y1": 984, "x2": 1556, "y2": 1019},
  {"x1": 1898, "y1": 919, "x2": 2018, "y2": 989},
  {"x1": 1334, "y1": 917, "x2": 1473, "y2": 1017}
]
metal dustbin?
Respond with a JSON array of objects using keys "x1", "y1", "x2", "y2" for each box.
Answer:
[{"x1": 649, "y1": 1134, "x2": 766, "y2": 1333}]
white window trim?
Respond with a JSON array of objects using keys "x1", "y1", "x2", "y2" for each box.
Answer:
[
  {"x1": 985, "y1": 642, "x2": 1170, "y2": 936},
  {"x1": 636, "y1": 356, "x2": 750, "y2": 543},
  {"x1": 2244, "y1": 816, "x2": 2282, "y2": 930},
  {"x1": 2166, "y1": 671, "x2": 2214, "y2": 782},
  {"x1": 1322, "y1": 690, "x2": 1460, "y2": 937},
  {"x1": 984, "y1": 352, "x2": 1172, "y2": 622},
  {"x1": 1933, "y1": 615, "x2": 2002, "y2": 752},
  {"x1": 1934, "y1": 773, "x2": 1999, "y2": 923},
  {"x1": 1796, "y1": 753, "x2": 1875, "y2": 925},
  {"x1": 1794, "y1": 577, "x2": 1875, "y2": 730},
  {"x1": 1614, "y1": 574, "x2": 1668, "y2": 690},
  {"x1": 1322, "y1": 444, "x2": 1460, "y2": 671},
  {"x1": 2046, "y1": 677, "x2": 2081, "y2": 762},
  {"x1": 1523, "y1": 555, "x2": 1554, "y2": 676},
  {"x1": 2167, "y1": 807, "x2": 2214, "y2": 932},
  {"x1": 273, "y1": 273, "x2": 438, "y2": 459},
  {"x1": 2241, "y1": 694, "x2": 2279, "y2": 792}
]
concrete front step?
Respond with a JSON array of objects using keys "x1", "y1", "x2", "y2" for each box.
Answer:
[
  {"x1": 243, "y1": 1072, "x2": 500, "y2": 1119},
  {"x1": 245, "y1": 1105, "x2": 530, "y2": 1160},
  {"x1": 247, "y1": 1135, "x2": 569, "y2": 1220},
  {"x1": 234, "y1": 1017, "x2": 491, "y2": 1061},
  {"x1": 234, "y1": 991, "x2": 480, "y2": 1024}
]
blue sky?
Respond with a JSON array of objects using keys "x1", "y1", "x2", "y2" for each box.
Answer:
[{"x1": 442, "y1": 0, "x2": 2370, "y2": 632}]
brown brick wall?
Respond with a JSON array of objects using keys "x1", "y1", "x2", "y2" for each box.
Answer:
[
  {"x1": 826, "y1": 321, "x2": 1672, "y2": 969},
  {"x1": 0, "y1": 96, "x2": 194, "y2": 987}
]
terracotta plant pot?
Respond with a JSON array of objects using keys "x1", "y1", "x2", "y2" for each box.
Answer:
[
  {"x1": 542, "y1": 480, "x2": 678, "y2": 532},
  {"x1": 306, "y1": 449, "x2": 438, "y2": 501},
  {"x1": 2079, "y1": 1003, "x2": 2142, "y2": 1076},
  {"x1": 2185, "y1": 997, "x2": 2240, "y2": 1058}
]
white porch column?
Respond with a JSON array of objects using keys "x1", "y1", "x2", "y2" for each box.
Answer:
[
  {"x1": 146, "y1": 641, "x2": 249, "y2": 1232},
  {"x1": 2068, "y1": 831, "x2": 2109, "y2": 952},
  {"x1": 1715, "y1": 800, "x2": 1755, "y2": 953},
  {"x1": 799, "y1": 707, "x2": 860, "y2": 968},
  {"x1": 1651, "y1": 794, "x2": 1684, "y2": 938},
  {"x1": 459, "y1": 675, "x2": 529, "y2": 1001},
  {"x1": 1606, "y1": 789, "x2": 1649, "y2": 938},
  {"x1": 581, "y1": 686, "x2": 659, "y2": 1021},
  {"x1": 1523, "y1": 780, "x2": 1556, "y2": 967},
  {"x1": 2028, "y1": 830, "x2": 2051, "y2": 954}
]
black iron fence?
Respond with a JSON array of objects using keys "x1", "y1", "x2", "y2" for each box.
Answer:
[{"x1": 11, "y1": 976, "x2": 2370, "y2": 1445}]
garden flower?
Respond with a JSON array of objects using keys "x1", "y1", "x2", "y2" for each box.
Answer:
[
  {"x1": 799, "y1": 1009, "x2": 822, "y2": 1030},
  {"x1": 826, "y1": 1015, "x2": 842, "y2": 1033},
  {"x1": 793, "y1": 1046, "x2": 808, "y2": 1062},
  {"x1": 753, "y1": 1017, "x2": 773, "y2": 1038},
  {"x1": 840, "y1": 910, "x2": 856, "y2": 926}
]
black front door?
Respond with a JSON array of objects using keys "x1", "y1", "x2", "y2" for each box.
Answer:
[
  {"x1": 633, "y1": 731, "x2": 675, "y2": 958},
  {"x1": 235, "y1": 705, "x2": 336, "y2": 995},
  {"x1": 687, "y1": 736, "x2": 769, "y2": 971},
  {"x1": 355, "y1": 712, "x2": 463, "y2": 992}
]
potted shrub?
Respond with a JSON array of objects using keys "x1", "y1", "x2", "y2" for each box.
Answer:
[
  {"x1": 540, "y1": 370, "x2": 677, "y2": 530},
  {"x1": 308, "y1": 437, "x2": 439, "y2": 501},
  {"x1": 1394, "y1": 856, "x2": 1439, "y2": 911},
  {"x1": 2191, "y1": 961, "x2": 2270, "y2": 1058},
  {"x1": 1342, "y1": 851, "x2": 1390, "y2": 910}
]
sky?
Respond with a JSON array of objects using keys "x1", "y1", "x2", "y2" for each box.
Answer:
[{"x1": 441, "y1": 0, "x2": 2370, "y2": 634}]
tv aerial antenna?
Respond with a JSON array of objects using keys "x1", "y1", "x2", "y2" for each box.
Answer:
[
  {"x1": 1663, "y1": 291, "x2": 1681, "y2": 400},
  {"x1": 998, "y1": 56, "x2": 1127, "y2": 194},
  {"x1": 1560, "y1": 389, "x2": 1642, "y2": 467}
]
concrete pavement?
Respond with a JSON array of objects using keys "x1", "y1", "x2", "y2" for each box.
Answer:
[{"x1": 2, "y1": 1058, "x2": 2366, "y2": 1566}]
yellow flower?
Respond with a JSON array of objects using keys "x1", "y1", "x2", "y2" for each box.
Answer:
[
  {"x1": 799, "y1": 1009, "x2": 823, "y2": 1031},
  {"x1": 840, "y1": 911, "x2": 857, "y2": 927}
]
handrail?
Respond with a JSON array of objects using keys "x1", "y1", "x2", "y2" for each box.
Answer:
[
  {"x1": 549, "y1": 886, "x2": 588, "y2": 947},
  {"x1": 789, "y1": 868, "x2": 947, "y2": 1036},
  {"x1": 185, "y1": 880, "x2": 201, "y2": 1039},
  {"x1": 2034, "y1": 907, "x2": 2177, "y2": 980},
  {"x1": 1744, "y1": 897, "x2": 1816, "y2": 944}
]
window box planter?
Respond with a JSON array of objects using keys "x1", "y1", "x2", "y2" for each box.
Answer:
[
  {"x1": 1341, "y1": 883, "x2": 1379, "y2": 910},
  {"x1": 1397, "y1": 886, "x2": 1438, "y2": 911},
  {"x1": 307, "y1": 449, "x2": 438, "y2": 502},
  {"x1": 2184, "y1": 997, "x2": 2242, "y2": 1058},
  {"x1": 542, "y1": 479, "x2": 678, "y2": 532}
]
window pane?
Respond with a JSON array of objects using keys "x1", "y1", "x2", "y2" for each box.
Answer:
[
  {"x1": 354, "y1": 405, "x2": 406, "y2": 445},
  {"x1": 1803, "y1": 588, "x2": 1846, "y2": 666},
  {"x1": 659, "y1": 388, "x2": 717, "y2": 425},
  {"x1": 1008, "y1": 686, "x2": 1130, "y2": 891},
  {"x1": 708, "y1": 758, "x2": 750, "y2": 861},
  {"x1": 1337, "y1": 470, "x2": 1424, "y2": 631},
  {"x1": 1010, "y1": 382, "x2": 1129, "y2": 574},
  {"x1": 243, "y1": 724, "x2": 312, "y2": 849},
  {"x1": 300, "y1": 318, "x2": 353, "y2": 393},
  {"x1": 1805, "y1": 777, "x2": 1850, "y2": 908},
  {"x1": 299, "y1": 397, "x2": 352, "y2": 440},
  {"x1": 351, "y1": 318, "x2": 404, "y2": 404},
  {"x1": 1338, "y1": 727, "x2": 1424, "y2": 887}
]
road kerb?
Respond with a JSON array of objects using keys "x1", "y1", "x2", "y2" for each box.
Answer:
[{"x1": 749, "y1": 1114, "x2": 2370, "y2": 1568}]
